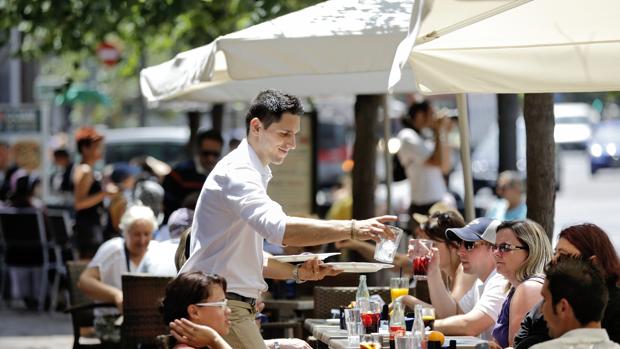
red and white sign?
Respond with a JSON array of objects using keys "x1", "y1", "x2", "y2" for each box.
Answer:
[{"x1": 96, "y1": 42, "x2": 121, "y2": 67}]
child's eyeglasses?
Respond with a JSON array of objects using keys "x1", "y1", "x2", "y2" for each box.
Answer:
[{"x1": 195, "y1": 299, "x2": 228, "y2": 310}]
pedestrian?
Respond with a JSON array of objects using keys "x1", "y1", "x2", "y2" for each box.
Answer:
[{"x1": 180, "y1": 89, "x2": 396, "y2": 349}]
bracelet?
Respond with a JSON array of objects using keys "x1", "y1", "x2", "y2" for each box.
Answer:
[
  {"x1": 292, "y1": 264, "x2": 306, "y2": 284},
  {"x1": 350, "y1": 219, "x2": 358, "y2": 240}
]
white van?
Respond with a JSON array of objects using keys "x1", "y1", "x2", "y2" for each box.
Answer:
[
  {"x1": 104, "y1": 126, "x2": 190, "y2": 166},
  {"x1": 554, "y1": 103, "x2": 600, "y2": 149}
]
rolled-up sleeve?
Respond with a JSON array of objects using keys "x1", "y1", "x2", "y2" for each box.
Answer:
[{"x1": 224, "y1": 166, "x2": 287, "y2": 245}]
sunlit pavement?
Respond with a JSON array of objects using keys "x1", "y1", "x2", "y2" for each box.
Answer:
[
  {"x1": 554, "y1": 150, "x2": 620, "y2": 250},
  {"x1": 0, "y1": 305, "x2": 72, "y2": 349}
]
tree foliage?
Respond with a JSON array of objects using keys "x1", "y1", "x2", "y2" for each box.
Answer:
[{"x1": 0, "y1": 0, "x2": 322, "y2": 72}]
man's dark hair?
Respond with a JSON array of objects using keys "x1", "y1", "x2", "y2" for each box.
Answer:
[
  {"x1": 544, "y1": 255, "x2": 609, "y2": 325},
  {"x1": 195, "y1": 128, "x2": 223, "y2": 148},
  {"x1": 245, "y1": 89, "x2": 304, "y2": 135},
  {"x1": 53, "y1": 149, "x2": 70, "y2": 159},
  {"x1": 407, "y1": 101, "x2": 431, "y2": 121}
]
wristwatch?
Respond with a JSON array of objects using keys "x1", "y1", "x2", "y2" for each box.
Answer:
[{"x1": 292, "y1": 264, "x2": 306, "y2": 284}]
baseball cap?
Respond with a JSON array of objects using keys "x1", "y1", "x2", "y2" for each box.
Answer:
[
  {"x1": 445, "y1": 217, "x2": 501, "y2": 244},
  {"x1": 412, "y1": 201, "x2": 460, "y2": 225}
]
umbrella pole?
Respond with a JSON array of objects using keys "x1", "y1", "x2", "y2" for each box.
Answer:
[
  {"x1": 382, "y1": 95, "x2": 392, "y2": 215},
  {"x1": 456, "y1": 94, "x2": 475, "y2": 222}
]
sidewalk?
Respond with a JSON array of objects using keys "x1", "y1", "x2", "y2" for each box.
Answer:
[{"x1": 0, "y1": 303, "x2": 73, "y2": 349}]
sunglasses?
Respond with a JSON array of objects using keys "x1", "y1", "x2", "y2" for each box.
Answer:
[
  {"x1": 200, "y1": 150, "x2": 221, "y2": 158},
  {"x1": 195, "y1": 299, "x2": 228, "y2": 310},
  {"x1": 492, "y1": 243, "x2": 528, "y2": 254},
  {"x1": 457, "y1": 240, "x2": 483, "y2": 251}
]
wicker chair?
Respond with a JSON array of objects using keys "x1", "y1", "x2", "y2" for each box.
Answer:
[
  {"x1": 121, "y1": 273, "x2": 173, "y2": 349},
  {"x1": 64, "y1": 260, "x2": 115, "y2": 349},
  {"x1": 313, "y1": 286, "x2": 392, "y2": 319}
]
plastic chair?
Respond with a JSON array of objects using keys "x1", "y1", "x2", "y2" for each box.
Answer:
[{"x1": 121, "y1": 273, "x2": 173, "y2": 349}]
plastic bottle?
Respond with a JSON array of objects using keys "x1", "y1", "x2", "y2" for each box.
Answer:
[
  {"x1": 389, "y1": 298, "x2": 406, "y2": 349},
  {"x1": 412, "y1": 304, "x2": 426, "y2": 349}
]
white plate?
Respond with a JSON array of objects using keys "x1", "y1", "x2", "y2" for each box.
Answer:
[
  {"x1": 270, "y1": 252, "x2": 341, "y2": 263},
  {"x1": 324, "y1": 262, "x2": 394, "y2": 273}
]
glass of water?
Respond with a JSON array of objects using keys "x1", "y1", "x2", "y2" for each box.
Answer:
[
  {"x1": 345, "y1": 308, "x2": 364, "y2": 345},
  {"x1": 374, "y1": 226, "x2": 404, "y2": 263}
]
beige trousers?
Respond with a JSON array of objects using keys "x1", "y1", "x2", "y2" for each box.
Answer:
[{"x1": 223, "y1": 300, "x2": 267, "y2": 349}]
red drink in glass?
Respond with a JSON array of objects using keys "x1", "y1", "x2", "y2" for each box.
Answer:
[
  {"x1": 361, "y1": 312, "x2": 381, "y2": 333},
  {"x1": 413, "y1": 256, "x2": 431, "y2": 279}
]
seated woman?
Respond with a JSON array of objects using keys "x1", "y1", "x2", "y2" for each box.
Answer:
[
  {"x1": 162, "y1": 272, "x2": 311, "y2": 349},
  {"x1": 514, "y1": 223, "x2": 620, "y2": 348},
  {"x1": 78, "y1": 205, "x2": 175, "y2": 343},
  {"x1": 490, "y1": 220, "x2": 552, "y2": 348},
  {"x1": 338, "y1": 210, "x2": 477, "y2": 317}
]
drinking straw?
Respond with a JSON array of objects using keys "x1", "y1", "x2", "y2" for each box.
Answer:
[{"x1": 399, "y1": 266, "x2": 403, "y2": 278}]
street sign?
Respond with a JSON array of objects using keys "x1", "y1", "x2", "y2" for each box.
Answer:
[
  {"x1": 96, "y1": 42, "x2": 121, "y2": 67},
  {"x1": 0, "y1": 105, "x2": 40, "y2": 133}
]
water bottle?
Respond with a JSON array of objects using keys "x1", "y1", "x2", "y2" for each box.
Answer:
[
  {"x1": 356, "y1": 275, "x2": 370, "y2": 305},
  {"x1": 412, "y1": 304, "x2": 425, "y2": 349},
  {"x1": 389, "y1": 299, "x2": 405, "y2": 349}
]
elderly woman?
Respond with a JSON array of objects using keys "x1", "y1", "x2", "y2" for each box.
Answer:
[
  {"x1": 491, "y1": 220, "x2": 552, "y2": 348},
  {"x1": 78, "y1": 205, "x2": 174, "y2": 342},
  {"x1": 162, "y1": 272, "x2": 311, "y2": 349},
  {"x1": 514, "y1": 223, "x2": 620, "y2": 348}
]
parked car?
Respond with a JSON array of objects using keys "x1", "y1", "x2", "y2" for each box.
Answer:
[
  {"x1": 554, "y1": 102, "x2": 600, "y2": 149},
  {"x1": 104, "y1": 127, "x2": 190, "y2": 166},
  {"x1": 589, "y1": 120, "x2": 620, "y2": 175}
]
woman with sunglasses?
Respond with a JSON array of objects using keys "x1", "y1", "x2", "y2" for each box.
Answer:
[
  {"x1": 162, "y1": 272, "x2": 312, "y2": 349},
  {"x1": 513, "y1": 223, "x2": 620, "y2": 348},
  {"x1": 491, "y1": 220, "x2": 552, "y2": 348}
]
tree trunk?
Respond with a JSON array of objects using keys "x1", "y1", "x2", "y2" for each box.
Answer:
[
  {"x1": 186, "y1": 111, "x2": 201, "y2": 157},
  {"x1": 211, "y1": 103, "x2": 224, "y2": 132},
  {"x1": 497, "y1": 94, "x2": 520, "y2": 172},
  {"x1": 352, "y1": 95, "x2": 381, "y2": 219},
  {"x1": 523, "y1": 93, "x2": 555, "y2": 240}
]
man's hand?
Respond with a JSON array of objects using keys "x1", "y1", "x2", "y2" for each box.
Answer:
[
  {"x1": 354, "y1": 215, "x2": 398, "y2": 242},
  {"x1": 298, "y1": 259, "x2": 342, "y2": 281},
  {"x1": 170, "y1": 318, "x2": 226, "y2": 349},
  {"x1": 113, "y1": 291, "x2": 123, "y2": 313}
]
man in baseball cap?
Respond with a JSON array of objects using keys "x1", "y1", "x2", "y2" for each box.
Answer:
[{"x1": 432, "y1": 217, "x2": 508, "y2": 340}]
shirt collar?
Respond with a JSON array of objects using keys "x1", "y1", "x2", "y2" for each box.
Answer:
[
  {"x1": 241, "y1": 138, "x2": 272, "y2": 180},
  {"x1": 560, "y1": 328, "x2": 610, "y2": 341}
]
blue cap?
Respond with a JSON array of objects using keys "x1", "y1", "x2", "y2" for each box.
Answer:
[
  {"x1": 445, "y1": 217, "x2": 501, "y2": 244},
  {"x1": 110, "y1": 163, "x2": 140, "y2": 184}
]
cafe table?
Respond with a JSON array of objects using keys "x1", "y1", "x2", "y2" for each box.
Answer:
[{"x1": 305, "y1": 319, "x2": 489, "y2": 349}]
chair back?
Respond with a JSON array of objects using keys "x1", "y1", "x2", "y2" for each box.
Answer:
[
  {"x1": 46, "y1": 209, "x2": 77, "y2": 261},
  {"x1": 121, "y1": 273, "x2": 173, "y2": 348},
  {"x1": 0, "y1": 207, "x2": 49, "y2": 266},
  {"x1": 66, "y1": 260, "x2": 90, "y2": 307},
  {"x1": 313, "y1": 286, "x2": 392, "y2": 318}
]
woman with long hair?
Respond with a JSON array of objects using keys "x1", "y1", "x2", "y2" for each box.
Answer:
[{"x1": 491, "y1": 220, "x2": 552, "y2": 348}]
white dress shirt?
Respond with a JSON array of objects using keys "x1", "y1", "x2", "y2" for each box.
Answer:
[
  {"x1": 397, "y1": 127, "x2": 446, "y2": 205},
  {"x1": 179, "y1": 139, "x2": 287, "y2": 299},
  {"x1": 531, "y1": 328, "x2": 620, "y2": 349}
]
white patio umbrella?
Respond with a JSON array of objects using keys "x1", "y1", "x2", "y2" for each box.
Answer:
[
  {"x1": 390, "y1": 0, "x2": 620, "y2": 220},
  {"x1": 141, "y1": 0, "x2": 513, "y2": 216}
]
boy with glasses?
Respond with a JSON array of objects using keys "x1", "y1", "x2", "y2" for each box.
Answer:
[{"x1": 431, "y1": 217, "x2": 508, "y2": 340}]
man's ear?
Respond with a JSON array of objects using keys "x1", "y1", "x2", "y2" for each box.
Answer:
[
  {"x1": 187, "y1": 304, "x2": 199, "y2": 320},
  {"x1": 249, "y1": 118, "x2": 262, "y2": 135},
  {"x1": 557, "y1": 298, "x2": 571, "y2": 317}
]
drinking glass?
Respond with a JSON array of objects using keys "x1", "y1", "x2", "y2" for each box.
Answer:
[
  {"x1": 360, "y1": 334, "x2": 382, "y2": 349},
  {"x1": 360, "y1": 300, "x2": 382, "y2": 334},
  {"x1": 420, "y1": 306, "x2": 436, "y2": 330},
  {"x1": 345, "y1": 308, "x2": 364, "y2": 345},
  {"x1": 411, "y1": 239, "x2": 434, "y2": 280},
  {"x1": 374, "y1": 226, "x2": 404, "y2": 263},
  {"x1": 390, "y1": 277, "x2": 409, "y2": 302},
  {"x1": 394, "y1": 335, "x2": 415, "y2": 349}
]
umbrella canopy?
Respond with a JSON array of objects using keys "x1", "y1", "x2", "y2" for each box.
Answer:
[
  {"x1": 141, "y1": 0, "x2": 514, "y2": 103},
  {"x1": 392, "y1": 0, "x2": 620, "y2": 95}
]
